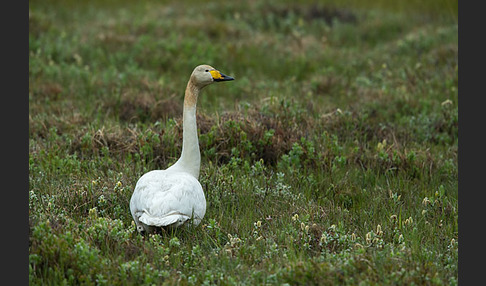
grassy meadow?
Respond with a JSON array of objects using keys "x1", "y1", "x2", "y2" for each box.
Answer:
[{"x1": 29, "y1": 0, "x2": 458, "y2": 284}]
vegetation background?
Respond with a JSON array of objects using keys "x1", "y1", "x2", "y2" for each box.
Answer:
[{"x1": 29, "y1": 0, "x2": 458, "y2": 284}]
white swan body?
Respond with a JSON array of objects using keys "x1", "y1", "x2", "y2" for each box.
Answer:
[
  {"x1": 130, "y1": 64, "x2": 234, "y2": 234},
  {"x1": 130, "y1": 170, "x2": 205, "y2": 230}
]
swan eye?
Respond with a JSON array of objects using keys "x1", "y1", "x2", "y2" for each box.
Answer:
[{"x1": 205, "y1": 69, "x2": 209, "y2": 72}]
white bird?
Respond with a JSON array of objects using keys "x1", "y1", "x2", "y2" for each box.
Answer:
[{"x1": 130, "y1": 64, "x2": 234, "y2": 234}]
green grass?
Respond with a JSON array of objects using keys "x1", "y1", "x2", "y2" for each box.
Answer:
[{"x1": 29, "y1": 0, "x2": 458, "y2": 285}]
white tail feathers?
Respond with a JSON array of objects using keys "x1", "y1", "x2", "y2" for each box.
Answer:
[{"x1": 139, "y1": 212, "x2": 190, "y2": 228}]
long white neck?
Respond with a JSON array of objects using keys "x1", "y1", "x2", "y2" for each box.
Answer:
[{"x1": 171, "y1": 79, "x2": 201, "y2": 178}]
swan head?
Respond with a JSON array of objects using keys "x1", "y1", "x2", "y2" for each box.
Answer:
[{"x1": 191, "y1": 64, "x2": 234, "y2": 88}]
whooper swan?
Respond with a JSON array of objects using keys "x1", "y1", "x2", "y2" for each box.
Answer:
[{"x1": 130, "y1": 65, "x2": 234, "y2": 234}]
